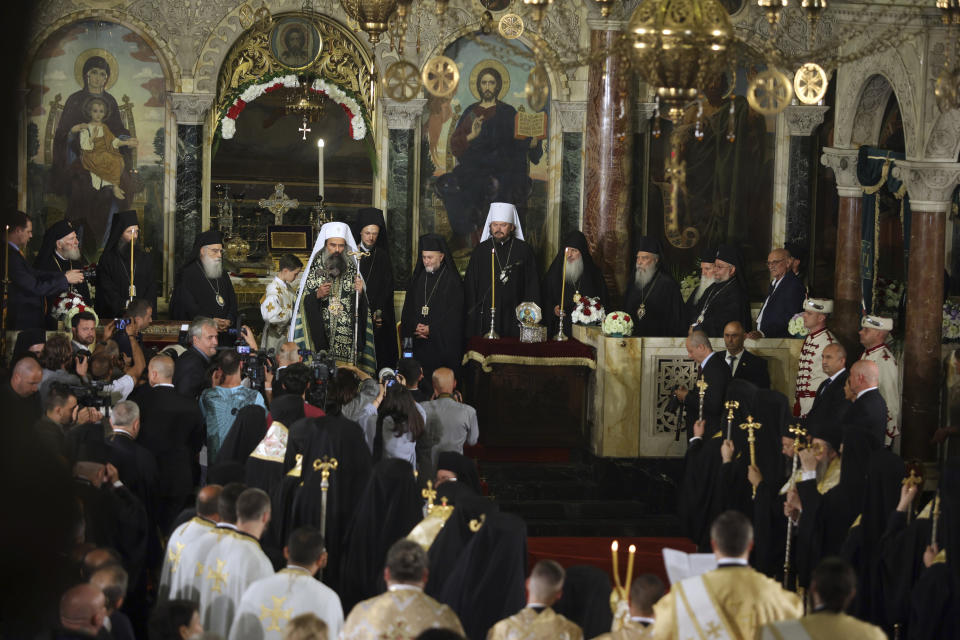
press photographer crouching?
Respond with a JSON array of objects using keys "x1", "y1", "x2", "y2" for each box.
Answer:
[
  {"x1": 87, "y1": 318, "x2": 146, "y2": 405},
  {"x1": 36, "y1": 381, "x2": 104, "y2": 458},
  {"x1": 38, "y1": 334, "x2": 89, "y2": 406}
]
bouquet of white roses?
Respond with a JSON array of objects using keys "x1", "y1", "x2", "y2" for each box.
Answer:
[
  {"x1": 788, "y1": 313, "x2": 808, "y2": 338},
  {"x1": 572, "y1": 295, "x2": 605, "y2": 325},
  {"x1": 602, "y1": 311, "x2": 634, "y2": 337},
  {"x1": 54, "y1": 292, "x2": 98, "y2": 327}
]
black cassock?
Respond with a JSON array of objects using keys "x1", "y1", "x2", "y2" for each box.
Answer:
[
  {"x1": 542, "y1": 231, "x2": 608, "y2": 337},
  {"x1": 169, "y1": 261, "x2": 238, "y2": 323},
  {"x1": 401, "y1": 261, "x2": 464, "y2": 383},
  {"x1": 33, "y1": 252, "x2": 90, "y2": 328},
  {"x1": 4, "y1": 248, "x2": 68, "y2": 330},
  {"x1": 464, "y1": 236, "x2": 540, "y2": 339},
  {"x1": 623, "y1": 268, "x2": 686, "y2": 337},
  {"x1": 694, "y1": 278, "x2": 752, "y2": 336},
  {"x1": 96, "y1": 245, "x2": 157, "y2": 318},
  {"x1": 358, "y1": 246, "x2": 397, "y2": 369}
]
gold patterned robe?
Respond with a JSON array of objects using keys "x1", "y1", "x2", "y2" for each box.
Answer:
[
  {"x1": 486, "y1": 607, "x2": 584, "y2": 640},
  {"x1": 652, "y1": 566, "x2": 802, "y2": 640},
  {"x1": 593, "y1": 618, "x2": 654, "y2": 640},
  {"x1": 759, "y1": 612, "x2": 886, "y2": 639},
  {"x1": 341, "y1": 586, "x2": 465, "y2": 640}
]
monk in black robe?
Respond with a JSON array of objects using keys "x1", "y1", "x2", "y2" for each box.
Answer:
[
  {"x1": 353, "y1": 208, "x2": 398, "y2": 370},
  {"x1": 401, "y1": 234, "x2": 464, "y2": 392},
  {"x1": 96, "y1": 209, "x2": 156, "y2": 319},
  {"x1": 623, "y1": 236, "x2": 685, "y2": 337},
  {"x1": 464, "y1": 203, "x2": 541, "y2": 338},
  {"x1": 694, "y1": 244, "x2": 752, "y2": 336},
  {"x1": 33, "y1": 219, "x2": 90, "y2": 328},
  {"x1": 542, "y1": 230, "x2": 608, "y2": 337},
  {"x1": 685, "y1": 245, "x2": 716, "y2": 328},
  {"x1": 169, "y1": 229, "x2": 238, "y2": 328}
]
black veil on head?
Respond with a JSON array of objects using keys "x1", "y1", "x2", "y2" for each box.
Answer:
[
  {"x1": 436, "y1": 451, "x2": 481, "y2": 495},
  {"x1": 270, "y1": 394, "x2": 305, "y2": 427},
  {"x1": 632, "y1": 234, "x2": 670, "y2": 275},
  {"x1": 179, "y1": 229, "x2": 224, "y2": 274},
  {"x1": 553, "y1": 566, "x2": 614, "y2": 640},
  {"x1": 546, "y1": 230, "x2": 598, "y2": 282},
  {"x1": 439, "y1": 511, "x2": 528, "y2": 640},
  {"x1": 410, "y1": 233, "x2": 459, "y2": 284},
  {"x1": 425, "y1": 494, "x2": 499, "y2": 597},
  {"x1": 104, "y1": 210, "x2": 140, "y2": 253},
  {"x1": 36, "y1": 219, "x2": 80, "y2": 266},
  {"x1": 352, "y1": 207, "x2": 390, "y2": 252},
  {"x1": 216, "y1": 404, "x2": 268, "y2": 467}
]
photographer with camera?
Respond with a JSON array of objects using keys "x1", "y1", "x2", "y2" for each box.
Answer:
[
  {"x1": 34, "y1": 381, "x2": 103, "y2": 457},
  {"x1": 88, "y1": 318, "x2": 145, "y2": 404},
  {"x1": 112, "y1": 298, "x2": 153, "y2": 361},
  {"x1": 200, "y1": 349, "x2": 267, "y2": 462},
  {"x1": 38, "y1": 334, "x2": 89, "y2": 406}
]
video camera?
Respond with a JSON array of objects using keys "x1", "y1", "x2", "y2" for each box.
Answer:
[
  {"x1": 298, "y1": 348, "x2": 337, "y2": 409},
  {"x1": 236, "y1": 345, "x2": 276, "y2": 393},
  {"x1": 69, "y1": 380, "x2": 112, "y2": 411},
  {"x1": 80, "y1": 264, "x2": 97, "y2": 280}
]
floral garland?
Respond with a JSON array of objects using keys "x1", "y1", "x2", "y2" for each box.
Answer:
[
  {"x1": 602, "y1": 311, "x2": 634, "y2": 337},
  {"x1": 218, "y1": 73, "x2": 370, "y2": 142},
  {"x1": 54, "y1": 292, "x2": 98, "y2": 327}
]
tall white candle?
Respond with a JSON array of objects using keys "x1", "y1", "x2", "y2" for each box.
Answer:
[{"x1": 317, "y1": 138, "x2": 325, "y2": 198}]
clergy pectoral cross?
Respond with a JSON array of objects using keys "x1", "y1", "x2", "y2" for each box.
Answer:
[
  {"x1": 260, "y1": 596, "x2": 293, "y2": 632},
  {"x1": 258, "y1": 183, "x2": 299, "y2": 225},
  {"x1": 298, "y1": 117, "x2": 311, "y2": 140},
  {"x1": 739, "y1": 416, "x2": 762, "y2": 499},
  {"x1": 422, "y1": 480, "x2": 437, "y2": 514},
  {"x1": 168, "y1": 542, "x2": 185, "y2": 573},
  {"x1": 696, "y1": 379, "x2": 709, "y2": 421},
  {"x1": 902, "y1": 469, "x2": 923, "y2": 488},
  {"x1": 207, "y1": 559, "x2": 228, "y2": 593},
  {"x1": 313, "y1": 456, "x2": 338, "y2": 491}
]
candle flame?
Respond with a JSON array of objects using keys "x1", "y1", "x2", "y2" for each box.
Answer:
[
  {"x1": 611, "y1": 541, "x2": 618, "y2": 552},
  {"x1": 317, "y1": 138, "x2": 325, "y2": 148},
  {"x1": 628, "y1": 544, "x2": 636, "y2": 553}
]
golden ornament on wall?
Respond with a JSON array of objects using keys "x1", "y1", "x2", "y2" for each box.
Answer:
[
  {"x1": 747, "y1": 69, "x2": 793, "y2": 116},
  {"x1": 793, "y1": 62, "x2": 828, "y2": 105},
  {"x1": 498, "y1": 13, "x2": 525, "y2": 39},
  {"x1": 525, "y1": 64, "x2": 549, "y2": 111},
  {"x1": 422, "y1": 56, "x2": 460, "y2": 98},
  {"x1": 935, "y1": 66, "x2": 960, "y2": 112},
  {"x1": 383, "y1": 60, "x2": 422, "y2": 102}
]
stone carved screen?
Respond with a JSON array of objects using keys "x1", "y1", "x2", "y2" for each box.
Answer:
[
  {"x1": 655, "y1": 357, "x2": 698, "y2": 436},
  {"x1": 419, "y1": 33, "x2": 551, "y2": 272},
  {"x1": 25, "y1": 20, "x2": 167, "y2": 270}
]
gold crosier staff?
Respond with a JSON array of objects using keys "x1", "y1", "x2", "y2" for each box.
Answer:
[
  {"x1": 783, "y1": 424, "x2": 806, "y2": 589},
  {"x1": 127, "y1": 229, "x2": 136, "y2": 308},
  {"x1": 739, "y1": 415, "x2": 761, "y2": 499},
  {"x1": 313, "y1": 455, "x2": 338, "y2": 578}
]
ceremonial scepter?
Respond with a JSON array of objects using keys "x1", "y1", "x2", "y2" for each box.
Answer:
[
  {"x1": 724, "y1": 400, "x2": 739, "y2": 440},
  {"x1": 313, "y1": 456, "x2": 338, "y2": 579},
  {"x1": 1, "y1": 225, "x2": 9, "y2": 363},
  {"x1": 484, "y1": 246, "x2": 499, "y2": 339},
  {"x1": 554, "y1": 247, "x2": 569, "y2": 342},
  {"x1": 902, "y1": 467, "x2": 923, "y2": 524},
  {"x1": 783, "y1": 423, "x2": 806, "y2": 589},
  {"x1": 127, "y1": 232, "x2": 136, "y2": 308},
  {"x1": 347, "y1": 249, "x2": 369, "y2": 366},
  {"x1": 696, "y1": 379, "x2": 709, "y2": 422},
  {"x1": 740, "y1": 415, "x2": 761, "y2": 499}
]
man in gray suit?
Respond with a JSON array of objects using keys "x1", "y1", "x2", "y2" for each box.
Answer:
[{"x1": 422, "y1": 367, "x2": 479, "y2": 467}]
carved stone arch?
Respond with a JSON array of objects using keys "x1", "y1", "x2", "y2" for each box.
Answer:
[
  {"x1": 193, "y1": 0, "x2": 362, "y2": 95},
  {"x1": 835, "y1": 46, "x2": 920, "y2": 157},
  {"x1": 210, "y1": 11, "x2": 375, "y2": 118},
  {"x1": 420, "y1": 19, "x2": 572, "y2": 103},
  {"x1": 924, "y1": 108, "x2": 960, "y2": 161},
  {"x1": 21, "y1": 9, "x2": 182, "y2": 91}
]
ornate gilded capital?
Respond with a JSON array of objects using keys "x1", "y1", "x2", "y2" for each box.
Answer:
[
  {"x1": 891, "y1": 161, "x2": 960, "y2": 213},
  {"x1": 554, "y1": 101, "x2": 587, "y2": 133},
  {"x1": 382, "y1": 98, "x2": 427, "y2": 130},
  {"x1": 167, "y1": 92, "x2": 216, "y2": 125},
  {"x1": 820, "y1": 146, "x2": 862, "y2": 198},
  {"x1": 785, "y1": 105, "x2": 830, "y2": 137},
  {"x1": 587, "y1": 17, "x2": 626, "y2": 32},
  {"x1": 634, "y1": 102, "x2": 657, "y2": 134}
]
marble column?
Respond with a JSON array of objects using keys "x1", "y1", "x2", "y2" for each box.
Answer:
[
  {"x1": 784, "y1": 106, "x2": 830, "y2": 244},
  {"x1": 820, "y1": 147, "x2": 863, "y2": 351},
  {"x1": 892, "y1": 161, "x2": 960, "y2": 460},
  {"x1": 168, "y1": 92, "x2": 214, "y2": 272},
  {"x1": 583, "y1": 20, "x2": 634, "y2": 305},
  {"x1": 383, "y1": 98, "x2": 426, "y2": 289},
  {"x1": 554, "y1": 101, "x2": 587, "y2": 240}
]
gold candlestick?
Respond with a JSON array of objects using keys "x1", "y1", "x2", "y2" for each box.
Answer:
[
  {"x1": 739, "y1": 415, "x2": 761, "y2": 499},
  {"x1": 128, "y1": 235, "x2": 136, "y2": 304},
  {"x1": 554, "y1": 247, "x2": 569, "y2": 341},
  {"x1": 484, "y1": 246, "x2": 499, "y2": 339}
]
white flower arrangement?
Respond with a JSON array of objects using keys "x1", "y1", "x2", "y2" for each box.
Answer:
[
  {"x1": 788, "y1": 312, "x2": 808, "y2": 338},
  {"x1": 680, "y1": 272, "x2": 700, "y2": 302},
  {"x1": 220, "y1": 74, "x2": 370, "y2": 141},
  {"x1": 572, "y1": 295, "x2": 605, "y2": 325},
  {"x1": 602, "y1": 311, "x2": 634, "y2": 337},
  {"x1": 943, "y1": 300, "x2": 960, "y2": 342},
  {"x1": 54, "y1": 292, "x2": 98, "y2": 327}
]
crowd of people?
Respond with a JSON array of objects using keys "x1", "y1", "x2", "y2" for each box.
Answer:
[{"x1": 2, "y1": 202, "x2": 958, "y2": 639}]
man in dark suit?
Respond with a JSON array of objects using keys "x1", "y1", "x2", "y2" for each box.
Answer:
[
  {"x1": 844, "y1": 359, "x2": 887, "y2": 447},
  {"x1": 133, "y1": 354, "x2": 204, "y2": 533},
  {"x1": 106, "y1": 400, "x2": 158, "y2": 520},
  {"x1": 747, "y1": 248, "x2": 807, "y2": 339},
  {"x1": 723, "y1": 321, "x2": 770, "y2": 389},
  {"x1": 674, "y1": 330, "x2": 732, "y2": 436},
  {"x1": 172, "y1": 317, "x2": 219, "y2": 399},
  {"x1": 803, "y1": 343, "x2": 851, "y2": 428}
]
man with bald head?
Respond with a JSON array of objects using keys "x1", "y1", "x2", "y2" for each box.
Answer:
[
  {"x1": 159, "y1": 485, "x2": 223, "y2": 601},
  {"x1": 422, "y1": 367, "x2": 479, "y2": 468},
  {"x1": 275, "y1": 341, "x2": 302, "y2": 372},
  {"x1": 747, "y1": 247, "x2": 806, "y2": 339},
  {"x1": 57, "y1": 583, "x2": 108, "y2": 639},
  {"x1": 3, "y1": 356, "x2": 43, "y2": 427},
  {"x1": 844, "y1": 359, "x2": 888, "y2": 447},
  {"x1": 134, "y1": 354, "x2": 205, "y2": 532},
  {"x1": 723, "y1": 321, "x2": 770, "y2": 389}
]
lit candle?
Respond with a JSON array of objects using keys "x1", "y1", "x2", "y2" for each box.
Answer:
[
  {"x1": 626, "y1": 544, "x2": 636, "y2": 593},
  {"x1": 490, "y1": 246, "x2": 496, "y2": 310},
  {"x1": 317, "y1": 138, "x2": 325, "y2": 198},
  {"x1": 559, "y1": 247, "x2": 568, "y2": 318},
  {"x1": 610, "y1": 541, "x2": 622, "y2": 591}
]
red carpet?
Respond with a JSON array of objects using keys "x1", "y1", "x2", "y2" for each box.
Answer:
[
  {"x1": 528, "y1": 537, "x2": 696, "y2": 586},
  {"x1": 464, "y1": 444, "x2": 572, "y2": 463}
]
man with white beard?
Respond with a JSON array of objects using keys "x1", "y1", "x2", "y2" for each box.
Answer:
[
  {"x1": 542, "y1": 230, "x2": 608, "y2": 337},
  {"x1": 34, "y1": 219, "x2": 91, "y2": 327},
  {"x1": 623, "y1": 236, "x2": 685, "y2": 336},
  {"x1": 692, "y1": 244, "x2": 752, "y2": 337},
  {"x1": 171, "y1": 229, "x2": 239, "y2": 331},
  {"x1": 685, "y1": 245, "x2": 716, "y2": 329}
]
